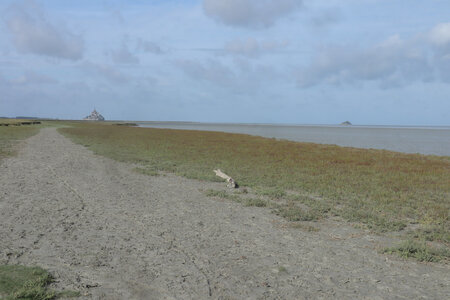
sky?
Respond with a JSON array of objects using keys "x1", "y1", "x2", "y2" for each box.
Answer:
[{"x1": 0, "y1": 0, "x2": 449, "y2": 125}]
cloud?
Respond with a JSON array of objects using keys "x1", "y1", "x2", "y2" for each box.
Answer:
[
  {"x1": 310, "y1": 8, "x2": 341, "y2": 28},
  {"x1": 430, "y1": 23, "x2": 450, "y2": 83},
  {"x1": 4, "y1": 0, "x2": 83, "y2": 60},
  {"x1": 81, "y1": 61, "x2": 130, "y2": 85},
  {"x1": 223, "y1": 38, "x2": 288, "y2": 57},
  {"x1": 175, "y1": 58, "x2": 280, "y2": 93},
  {"x1": 429, "y1": 23, "x2": 450, "y2": 46},
  {"x1": 110, "y1": 10, "x2": 125, "y2": 25},
  {"x1": 176, "y1": 59, "x2": 235, "y2": 87},
  {"x1": 111, "y1": 43, "x2": 140, "y2": 64},
  {"x1": 137, "y1": 39, "x2": 163, "y2": 54},
  {"x1": 203, "y1": 0, "x2": 303, "y2": 29},
  {"x1": 10, "y1": 70, "x2": 58, "y2": 85},
  {"x1": 296, "y1": 26, "x2": 450, "y2": 88},
  {"x1": 110, "y1": 38, "x2": 163, "y2": 64}
]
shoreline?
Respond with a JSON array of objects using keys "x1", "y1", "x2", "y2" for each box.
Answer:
[
  {"x1": 136, "y1": 121, "x2": 450, "y2": 130},
  {"x1": 135, "y1": 122, "x2": 450, "y2": 156}
]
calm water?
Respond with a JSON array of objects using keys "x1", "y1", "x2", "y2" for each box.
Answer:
[{"x1": 137, "y1": 122, "x2": 450, "y2": 156}]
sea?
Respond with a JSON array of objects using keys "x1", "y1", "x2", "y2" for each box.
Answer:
[{"x1": 136, "y1": 122, "x2": 450, "y2": 156}]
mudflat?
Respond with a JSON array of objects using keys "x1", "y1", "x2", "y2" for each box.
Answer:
[{"x1": 0, "y1": 128, "x2": 448, "y2": 299}]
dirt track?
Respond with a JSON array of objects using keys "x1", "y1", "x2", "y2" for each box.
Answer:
[{"x1": 0, "y1": 128, "x2": 449, "y2": 299}]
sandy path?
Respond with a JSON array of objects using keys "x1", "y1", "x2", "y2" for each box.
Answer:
[{"x1": 0, "y1": 128, "x2": 448, "y2": 299}]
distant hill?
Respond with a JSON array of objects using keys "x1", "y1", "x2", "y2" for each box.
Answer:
[{"x1": 341, "y1": 121, "x2": 352, "y2": 125}]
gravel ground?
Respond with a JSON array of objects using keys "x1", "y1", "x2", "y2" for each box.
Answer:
[{"x1": 0, "y1": 128, "x2": 448, "y2": 299}]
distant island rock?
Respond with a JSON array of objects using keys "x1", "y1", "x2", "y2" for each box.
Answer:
[
  {"x1": 341, "y1": 121, "x2": 352, "y2": 125},
  {"x1": 84, "y1": 109, "x2": 105, "y2": 121}
]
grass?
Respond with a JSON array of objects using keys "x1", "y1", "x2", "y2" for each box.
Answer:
[
  {"x1": 277, "y1": 206, "x2": 319, "y2": 222},
  {"x1": 59, "y1": 122, "x2": 449, "y2": 246},
  {"x1": 0, "y1": 122, "x2": 41, "y2": 162},
  {"x1": 244, "y1": 198, "x2": 269, "y2": 207},
  {"x1": 206, "y1": 189, "x2": 269, "y2": 207},
  {"x1": 288, "y1": 223, "x2": 320, "y2": 232},
  {"x1": 0, "y1": 119, "x2": 40, "y2": 126},
  {"x1": 254, "y1": 187, "x2": 286, "y2": 199},
  {"x1": 205, "y1": 189, "x2": 242, "y2": 203},
  {"x1": 133, "y1": 166, "x2": 160, "y2": 176},
  {"x1": 0, "y1": 265, "x2": 79, "y2": 299},
  {"x1": 0, "y1": 120, "x2": 73, "y2": 163},
  {"x1": 407, "y1": 225, "x2": 450, "y2": 243},
  {"x1": 277, "y1": 266, "x2": 288, "y2": 273},
  {"x1": 383, "y1": 240, "x2": 450, "y2": 262}
]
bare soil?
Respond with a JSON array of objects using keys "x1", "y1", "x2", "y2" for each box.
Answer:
[{"x1": 0, "y1": 128, "x2": 448, "y2": 299}]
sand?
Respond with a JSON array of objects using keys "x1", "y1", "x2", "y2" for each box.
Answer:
[{"x1": 0, "y1": 128, "x2": 448, "y2": 299}]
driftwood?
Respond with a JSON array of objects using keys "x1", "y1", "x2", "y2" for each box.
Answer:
[{"x1": 214, "y1": 169, "x2": 237, "y2": 188}]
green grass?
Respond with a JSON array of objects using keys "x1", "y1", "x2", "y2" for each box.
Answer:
[
  {"x1": 133, "y1": 166, "x2": 159, "y2": 176},
  {"x1": 277, "y1": 206, "x2": 319, "y2": 222},
  {"x1": 383, "y1": 240, "x2": 450, "y2": 262},
  {"x1": 205, "y1": 189, "x2": 242, "y2": 203},
  {"x1": 59, "y1": 123, "x2": 450, "y2": 245},
  {"x1": 407, "y1": 225, "x2": 450, "y2": 244},
  {"x1": 244, "y1": 198, "x2": 269, "y2": 207},
  {"x1": 254, "y1": 187, "x2": 286, "y2": 199},
  {"x1": 0, "y1": 265, "x2": 79, "y2": 299},
  {"x1": 286, "y1": 195, "x2": 332, "y2": 222},
  {"x1": 277, "y1": 266, "x2": 288, "y2": 273},
  {"x1": 0, "y1": 126, "x2": 40, "y2": 162}
]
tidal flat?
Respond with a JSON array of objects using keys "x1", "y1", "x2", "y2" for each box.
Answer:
[
  {"x1": 1, "y1": 122, "x2": 449, "y2": 298},
  {"x1": 138, "y1": 122, "x2": 450, "y2": 156},
  {"x1": 60, "y1": 122, "x2": 449, "y2": 250}
]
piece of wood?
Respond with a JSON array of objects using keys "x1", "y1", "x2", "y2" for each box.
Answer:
[{"x1": 214, "y1": 169, "x2": 237, "y2": 188}]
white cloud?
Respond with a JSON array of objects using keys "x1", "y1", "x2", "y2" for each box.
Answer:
[
  {"x1": 110, "y1": 38, "x2": 163, "y2": 64},
  {"x1": 295, "y1": 28, "x2": 450, "y2": 88},
  {"x1": 175, "y1": 58, "x2": 280, "y2": 94},
  {"x1": 203, "y1": 0, "x2": 303, "y2": 29},
  {"x1": 427, "y1": 23, "x2": 450, "y2": 83},
  {"x1": 224, "y1": 38, "x2": 288, "y2": 57},
  {"x1": 111, "y1": 43, "x2": 140, "y2": 64},
  {"x1": 176, "y1": 59, "x2": 235, "y2": 87},
  {"x1": 429, "y1": 23, "x2": 450, "y2": 46},
  {"x1": 309, "y1": 8, "x2": 341, "y2": 28},
  {"x1": 137, "y1": 39, "x2": 163, "y2": 54},
  {"x1": 10, "y1": 70, "x2": 58, "y2": 85},
  {"x1": 4, "y1": 0, "x2": 83, "y2": 60},
  {"x1": 81, "y1": 61, "x2": 130, "y2": 85},
  {"x1": 110, "y1": 10, "x2": 125, "y2": 25}
]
